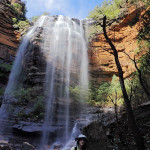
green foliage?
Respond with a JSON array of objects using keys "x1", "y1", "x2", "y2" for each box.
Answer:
[
  {"x1": 88, "y1": 100, "x2": 96, "y2": 106},
  {"x1": 88, "y1": 0, "x2": 124, "y2": 39},
  {"x1": 140, "y1": 52, "x2": 150, "y2": 74},
  {"x1": 88, "y1": 0, "x2": 122, "y2": 20},
  {"x1": 17, "y1": 20, "x2": 29, "y2": 29},
  {"x1": 88, "y1": 25, "x2": 102, "y2": 40},
  {"x1": 89, "y1": 75, "x2": 129, "y2": 106},
  {"x1": 12, "y1": 3, "x2": 22, "y2": 11},
  {"x1": 12, "y1": 3, "x2": 24, "y2": 16},
  {"x1": 43, "y1": 12, "x2": 50, "y2": 16},
  {"x1": 14, "y1": 88, "x2": 33, "y2": 102},
  {"x1": 10, "y1": 2, "x2": 28, "y2": 33},
  {"x1": 138, "y1": 8, "x2": 150, "y2": 43},
  {"x1": 32, "y1": 97, "x2": 45, "y2": 117},
  {"x1": 30, "y1": 16, "x2": 40, "y2": 23},
  {"x1": 0, "y1": 88, "x2": 4, "y2": 96},
  {"x1": 14, "y1": 87, "x2": 45, "y2": 119},
  {"x1": 12, "y1": 17, "x2": 17, "y2": 24},
  {"x1": 69, "y1": 86, "x2": 81, "y2": 100},
  {"x1": 14, "y1": 86, "x2": 44, "y2": 103},
  {"x1": 69, "y1": 86, "x2": 89, "y2": 102},
  {"x1": 0, "y1": 63, "x2": 13, "y2": 72},
  {"x1": 96, "y1": 82, "x2": 110, "y2": 102}
]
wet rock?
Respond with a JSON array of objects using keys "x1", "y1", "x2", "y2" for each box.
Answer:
[
  {"x1": 20, "y1": 142, "x2": 35, "y2": 150},
  {"x1": 82, "y1": 121, "x2": 112, "y2": 150},
  {"x1": 51, "y1": 142, "x2": 63, "y2": 150},
  {"x1": 0, "y1": 141, "x2": 12, "y2": 150}
]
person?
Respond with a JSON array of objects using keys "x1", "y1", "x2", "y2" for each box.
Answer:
[{"x1": 71, "y1": 134, "x2": 88, "y2": 150}]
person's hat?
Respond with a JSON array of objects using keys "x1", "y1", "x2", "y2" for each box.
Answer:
[{"x1": 75, "y1": 134, "x2": 87, "y2": 141}]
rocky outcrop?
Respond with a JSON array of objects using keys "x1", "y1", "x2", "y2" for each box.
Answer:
[
  {"x1": 23, "y1": 27, "x2": 46, "y2": 86},
  {"x1": 0, "y1": 0, "x2": 20, "y2": 61},
  {"x1": 0, "y1": 0, "x2": 22, "y2": 90},
  {"x1": 88, "y1": 4, "x2": 144, "y2": 82},
  {"x1": 20, "y1": 142, "x2": 35, "y2": 150}
]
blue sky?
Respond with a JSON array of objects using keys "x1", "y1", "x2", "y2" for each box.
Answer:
[{"x1": 25, "y1": 0, "x2": 104, "y2": 19}]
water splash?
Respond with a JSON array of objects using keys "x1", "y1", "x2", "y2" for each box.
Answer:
[{"x1": 40, "y1": 15, "x2": 89, "y2": 147}]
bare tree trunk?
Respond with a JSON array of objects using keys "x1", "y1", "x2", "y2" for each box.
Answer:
[
  {"x1": 101, "y1": 16, "x2": 145, "y2": 150},
  {"x1": 124, "y1": 52, "x2": 150, "y2": 99},
  {"x1": 134, "y1": 57, "x2": 150, "y2": 99}
]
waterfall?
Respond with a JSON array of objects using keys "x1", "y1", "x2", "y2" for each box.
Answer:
[
  {"x1": 40, "y1": 15, "x2": 89, "y2": 147},
  {"x1": 5, "y1": 16, "x2": 47, "y2": 95},
  {"x1": 0, "y1": 16, "x2": 46, "y2": 133},
  {"x1": 0, "y1": 15, "x2": 89, "y2": 148}
]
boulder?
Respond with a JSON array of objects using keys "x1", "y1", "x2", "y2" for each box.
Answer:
[
  {"x1": 0, "y1": 141, "x2": 12, "y2": 150},
  {"x1": 20, "y1": 142, "x2": 35, "y2": 150}
]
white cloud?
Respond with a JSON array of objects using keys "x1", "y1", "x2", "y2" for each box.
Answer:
[{"x1": 26, "y1": 0, "x2": 90, "y2": 19}]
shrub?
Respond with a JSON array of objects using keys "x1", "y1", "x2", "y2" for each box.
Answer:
[
  {"x1": 69, "y1": 86, "x2": 80, "y2": 100},
  {"x1": 32, "y1": 97, "x2": 45, "y2": 118},
  {"x1": 12, "y1": 3, "x2": 22, "y2": 13},
  {"x1": 0, "y1": 89, "x2": 4, "y2": 96},
  {"x1": 96, "y1": 82, "x2": 110, "y2": 102},
  {"x1": 12, "y1": 18, "x2": 17, "y2": 24},
  {"x1": 88, "y1": 0, "x2": 123, "y2": 20},
  {"x1": 0, "y1": 63, "x2": 13, "y2": 72},
  {"x1": 14, "y1": 88, "x2": 33, "y2": 102},
  {"x1": 17, "y1": 20, "x2": 29, "y2": 29}
]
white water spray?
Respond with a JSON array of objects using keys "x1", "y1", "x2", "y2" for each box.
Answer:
[
  {"x1": 40, "y1": 15, "x2": 89, "y2": 147},
  {"x1": 0, "y1": 16, "x2": 46, "y2": 134}
]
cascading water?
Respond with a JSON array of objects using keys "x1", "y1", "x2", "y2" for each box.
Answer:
[
  {"x1": 0, "y1": 16, "x2": 46, "y2": 135},
  {"x1": 40, "y1": 15, "x2": 89, "y2": 148},
  {"x1": 0, "y1": 15, "x2": 89, "y2": 149}
]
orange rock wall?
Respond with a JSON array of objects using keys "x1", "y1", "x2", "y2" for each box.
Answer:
[
  {"x1": 88, "y1": 5, "x2": 144, "y2": 82},
  {"x1": 0, "y1": 0, "x2": 19, "y2": 61}
]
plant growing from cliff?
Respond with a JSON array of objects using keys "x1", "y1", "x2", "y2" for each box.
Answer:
[
  {"x1": 0, "y1": 89, "x2": 4, "y2": 96},
  {"x1": 88, "y1": 0, "x2": 124, "y2": 39},
  {"x1": 32, "y1": 97, "x2": 45, "y2": 119},
  {"x1": 12, "y1": 3, "x2": 22, "y2": 13},
  {"x1": 0, "y1": 63, "x2": 13, "y2": 72},
  {"x1": 14, "y1": 86, "x2": 44, "y2": 103},
  {"x1": 88, "y1": 0, "x2": 122, "y2": 20},
  {"x1": 69, "y1": 86, "x2": 89, "y2": 102}
]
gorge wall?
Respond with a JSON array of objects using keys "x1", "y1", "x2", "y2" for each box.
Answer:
[
  {"x1": 0, "y1": 0, "x2": 23, "y2": 89},
  {"x1": 88, "y1": 5, "x2": 144, "y2": 82},
  {"x1": 0, "y1": 1, "x2": 146, "y2": 88},
  {"x1": 0, "y1": 0, "x2": 21, "y2": 61}
]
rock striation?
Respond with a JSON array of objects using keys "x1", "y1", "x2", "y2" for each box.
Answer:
[
  {"x1": 0, "y1": 0, "x2": 20, "y2": 61},
  {"x1": 88, "y1": 4, "x2": 144, "y2": 82},
  {"x1": 0, "y1": 0, "x2": 25, "y2": 90}
]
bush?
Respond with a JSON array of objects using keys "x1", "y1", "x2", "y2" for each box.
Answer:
[
  {"x1": 88, "y1": 0, "x2": 123, "y2": 20},
  {"x1": 12, "y1": 3, "x2": 22, "y2": 13},
  {"x1": 14, "y1": 88, "x2": 33, "y2": 102},
  {"x1": 69, "y1": 86, "x2": 80, "y2": 100},
  {"x1": 17, "y1": 20, "x2": 29, "y2": 29},
  {"x1": 12, "y1": 17, "x2": 17, "y2": 24},
  {"x1": 0, "y1": 63, "x2": 13, "y2": 72},
  {"x1": 32, "y1": 97, "x2": 45, "y2": 118},
  {"x1": 96, "y1": 82, "x2": 110, "y2": 102},
  {"x1": 0, "y1": 89, "x2": 4, "y2": 96},
  {"x1": 14, "y1": 86, "x2": 44, "y2": 103}
]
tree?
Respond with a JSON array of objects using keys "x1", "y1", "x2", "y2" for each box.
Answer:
[{"x1": 98, "y1": 16, "x2": 145, "y2": 150}]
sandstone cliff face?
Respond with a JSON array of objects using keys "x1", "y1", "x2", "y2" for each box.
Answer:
[
  {"x1": 0, "y1": 0, "x2": 20, "y2": 61},
  {"x1": 88, "y1": 5, "x2": 143, "y2": 82},
  {"x1": 0, "y1": 0, "x2": 23, "y2": 89}
]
